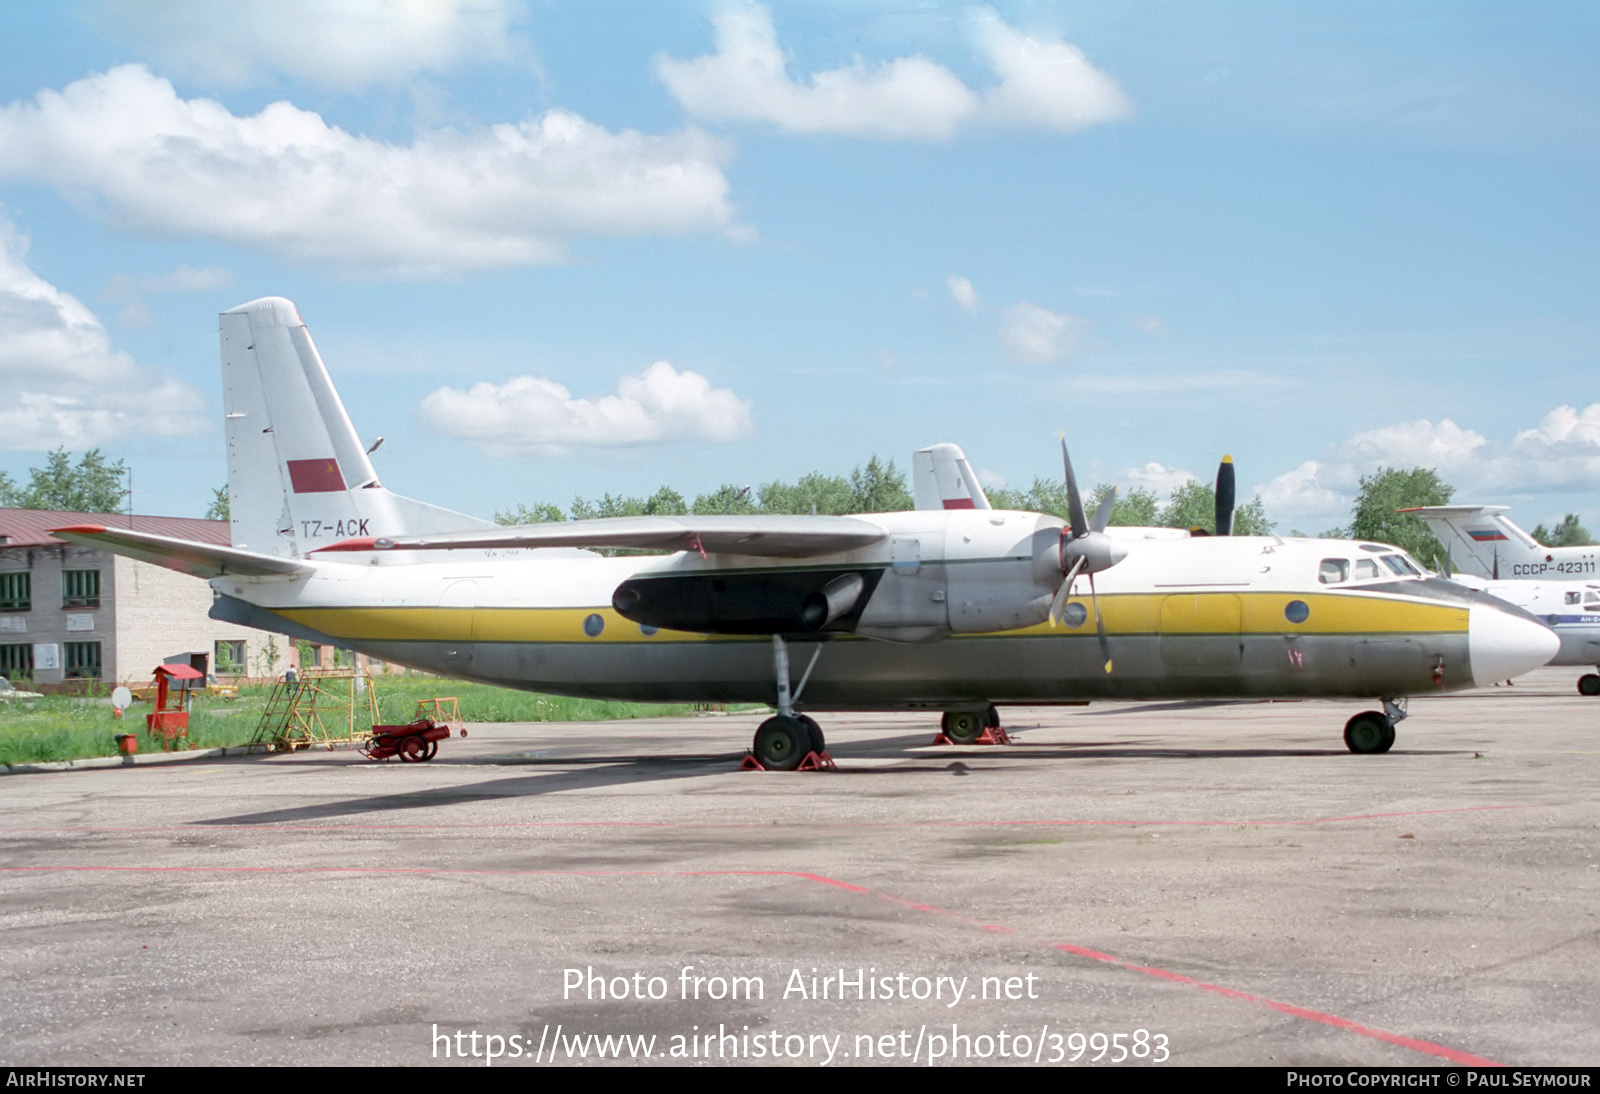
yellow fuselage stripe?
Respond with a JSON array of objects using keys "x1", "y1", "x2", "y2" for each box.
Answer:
[{"x1": 278, "y1": 591, "x2": 1468, "y2": 646}]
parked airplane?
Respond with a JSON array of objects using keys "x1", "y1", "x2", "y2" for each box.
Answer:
[
  {"x1": 1406, "y1": 505, "x2": 1599, "y2": 580},
  {"x1": 1403, "y1": 506, "x2": 1600, "y2": 694},
  {"x1": 52, "y1": 298, "x2": 1558, "y2": 767}
]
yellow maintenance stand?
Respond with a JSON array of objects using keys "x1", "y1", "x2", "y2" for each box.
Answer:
[{"x1": 249, "y1": 669, "x2": 380, "y2": 752}]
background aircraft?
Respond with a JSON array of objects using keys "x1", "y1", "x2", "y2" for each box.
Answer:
[
  {"x1": 1405, "y1": 506, "x2": 1600, "y2": 694},
  {"x1": 53, "y1": 298, "x2": 1558, "y2": 768}
]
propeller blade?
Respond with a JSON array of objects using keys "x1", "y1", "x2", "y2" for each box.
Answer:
[
  {"x1": 1089, "y1": 571, "x2": 1113, "y2": 673},
  {"x1": 1061, "y1": 434, "x2": 1089, "y2": 539},
  {"x1": 1090, "y1": 485, "x2": 1117, "y2": 534},
  {"x1": 1049, "y1": 556, "x2": 1087, "y2": 627},
  {"x1": 1215, "y1": 454, "x2": 1236, "y2": 536}
]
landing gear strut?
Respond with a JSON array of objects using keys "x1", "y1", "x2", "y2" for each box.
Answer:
[
  {"x1": 745, "y1": 636, "x2": 833, "y2": 771},
  {"x1": 1343, "y1": 698, "x2": 1405, "y2": 754}
]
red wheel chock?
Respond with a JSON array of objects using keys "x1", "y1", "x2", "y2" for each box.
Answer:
[
  {"x1": 930, "y1": 726, "x2": 1013, "y2": 746},
  {"x1": 740, "y1": 750, "x2": 836, "y2": 772}
]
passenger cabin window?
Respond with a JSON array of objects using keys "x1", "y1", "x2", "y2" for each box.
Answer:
[
  {"x1": 1354, "y1": 559, "x2": 1381, "y2": 580},
  {"x1": 1319, "y1": 559, "x2": 1349, "y2": 584}
]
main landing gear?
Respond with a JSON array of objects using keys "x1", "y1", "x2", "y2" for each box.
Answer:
[
  {"x1": 1343, "y1": 698, "x2": 1406, "y2": 754},
  {"x1": 934, "y1": 705, "x2": 1010, "y2": 745},
  {"x1": 744, "y1": 636, "x2": 834, "y2": 772}
]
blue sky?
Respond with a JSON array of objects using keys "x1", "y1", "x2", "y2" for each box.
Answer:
[{"x1": 1, "y1": 1, "x2": 1596, "y2": 535}]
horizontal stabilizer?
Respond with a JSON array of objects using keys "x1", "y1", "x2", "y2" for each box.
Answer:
[
  {"x1": 1396, "y1": 505, "x2": 1510, "y2": 517},
  {"x1": 50, "y1": 525, "x2": 311, "y2": 579},
  {"x1": 316, "y1": 514, "x2": 889, "y2": 559}
]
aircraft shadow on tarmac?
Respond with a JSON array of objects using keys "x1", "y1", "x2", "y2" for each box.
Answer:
[{"x1": 194, "y1": 732, "x2": 1454, "y2": 827}]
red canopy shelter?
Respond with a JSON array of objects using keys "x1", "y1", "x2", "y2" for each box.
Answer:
[{"x1": 146, "y1": 663, "x2": 202, "y2": 748}]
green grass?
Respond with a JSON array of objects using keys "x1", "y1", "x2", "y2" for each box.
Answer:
[{"x1": 0, "y1": 676, "x2": 741, "y2": 766}]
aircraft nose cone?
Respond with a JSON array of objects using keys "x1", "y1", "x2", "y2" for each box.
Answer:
[{"x1": 1468, "y1": 599, "x2": 1559, "y2": 686}]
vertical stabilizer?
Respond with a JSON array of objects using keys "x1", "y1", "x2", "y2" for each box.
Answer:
[
  {"x1": 222, "y1": 297, "x2": 492, "y2": 556},
  {"x1": 912, "y1": 443, "x2": 992, "y2": 511},
  {"x1": 1405, "y1": 505, "x2": 1544, "y2": 579}
]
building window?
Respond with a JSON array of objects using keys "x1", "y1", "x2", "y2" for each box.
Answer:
[
  {"x1": 214, "y1": 640, "x2": 246, "y2": 674},
  {"x1": 64, "y1": 641, "x2": 102, "y2": 679},
  {"x1": 0, "y1": 572, "x2": 30, "y2": 611},
  {"x1": 62, "y1": 570, "x2": 101, "y2": 609},
  {"x1": 0, "y1": 643, "x2": 31, "y2": 679}
]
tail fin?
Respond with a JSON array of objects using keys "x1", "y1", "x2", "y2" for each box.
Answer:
[
  {"x1": 912, "y1": 443, "x2": 992, "y2": 511},
  {"x1": 1402, "y1": 505, "x2": 1540, "y2": 579},
  {"x1": 221, "y1": 297, "x2": 491, "y2": 557}
]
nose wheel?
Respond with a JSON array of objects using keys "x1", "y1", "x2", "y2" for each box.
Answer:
[{"x1": 1343, "y1": 699, "x2": 1404, "y2": 754}]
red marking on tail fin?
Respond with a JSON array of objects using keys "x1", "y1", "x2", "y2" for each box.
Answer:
[{"x1": 286, "y1": 458, "x2": 345, "y2": 493}]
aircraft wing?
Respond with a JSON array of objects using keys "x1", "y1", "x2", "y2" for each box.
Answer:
[
  {"x1": 316, "y1": 514, "x2": 890, "y2": 559},
  {"x1": 50, "y1": 525, "x2": 312, "y2": 579}
]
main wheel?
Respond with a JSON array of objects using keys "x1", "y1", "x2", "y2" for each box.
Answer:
[
  {"x1": 941, "y1": 710, "x2": 984, "y2": 744},
  {"x1": 1343, "y1": 712, "x2": 1394, "y2": 754},
  {"x1": 753, "y1": 715, "x2": 809, "y2": 771},
  {"x1": 1578, "y1": 674, "x2": 1600, "y2": 696},
  {"x1": 796, "y1": 715, "x2": 825, "y2": 756},
  {"x1": 983, "y1": 704, "x2": 1001, "y2": 730},
  {"x1": 423, "y1": 739, "x2": 439, "y2": 760},
  {"x1": 398, "y1": 735, "x2": 428, "y2": 762}
]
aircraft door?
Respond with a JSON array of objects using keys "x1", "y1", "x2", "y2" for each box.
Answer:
[
  {"x1": 1159, "y1": 593, "x2": 1243, "y2": 669},
  {"x1": 434, "y1": 579, "x2": 478, "y2": 672}
]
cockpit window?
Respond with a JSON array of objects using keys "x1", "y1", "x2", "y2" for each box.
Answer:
[
  {"x1": 1319, "y1": 558, "x2": 1349, "y2": 584},
  {"x1": 1354, "y1": 559, "x2": 1381, "y2": 580},
  {"x1": 1379, "y1": 554, "x2": 1422, "y2": 577},
  {"x1": 1566, "y1": 591, "x2": 1582, "y2": 605}
]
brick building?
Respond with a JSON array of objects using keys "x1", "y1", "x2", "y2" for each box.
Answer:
[{"x1": 0, "y1": 509, "x2": 296, "y2": 688}]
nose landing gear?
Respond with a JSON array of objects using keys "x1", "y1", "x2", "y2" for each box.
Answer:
[{"x1": 1343, "y1": 698, "x2": 1406, "y2": 754}]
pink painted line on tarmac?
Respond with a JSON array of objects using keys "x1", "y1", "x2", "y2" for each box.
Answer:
[
  {"x1": 1, "y1": 862, "x2": 1499, "y2": 1065},
  {"x1": 1053, "y1": 943, "x2": 1499, "y2": 1067},
  {"x1": 3, "y1": 802, "x2": 1539, "y2": 835}
]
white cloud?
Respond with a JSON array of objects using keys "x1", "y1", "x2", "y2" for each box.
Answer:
[
  {"x1": 1256, "y1": 460, "x2": 1353, "y2": 529},
  {"x1": 1001, "y1": 301, "x2": 1087, "y2": 363},
  {"x1": 971, "y1": 12, "x2": 1135, "y2": 131},
  {"x1": 89, "y1": 0, "x2": 526, "y2": 91},
  {"x1": 947, "y1": 274, "x2": 979, "y2": 313},
  {"x1": 0, "y1": 216, "x2": 206, "y2": 451},
  {"x1": 1338, "y1": 418, "x2": 1489, "y2": 469},
  {"x1": 417, "y1": 361, "x2": 756, "y2": 458},
  {"x1": 103, "y1": 264, "x2": 234, "y2": 328},
  {"x1": 1121, "y1": 462, "x2": 1201, "y2": 501},
  {"x1": 0, "y1": 66, "x2": 737, "y2": 278},
  {"x1": 656, "y1": 4, "x2": 1130, "y2": 140},
  {"x1": 1255, "y1": 408, "x2": 1600, "y2": 529}
]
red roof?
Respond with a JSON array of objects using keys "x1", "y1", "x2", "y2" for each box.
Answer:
[
  {"x1": 0, "y1": 509, "x2": 229, "y2": 549},
  {"x1": 153, "y1": 663, "x2": 205, "y2": 679}
]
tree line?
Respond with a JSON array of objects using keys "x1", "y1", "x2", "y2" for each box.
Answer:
[{"x1": 2, "y1": 449, "x2": 1591, "y2": 566}]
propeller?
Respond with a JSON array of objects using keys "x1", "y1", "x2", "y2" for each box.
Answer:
[
  {"x1": 1046, "y1": 435, "x2": 1126, "y2": 673},
  {"x1": 1215, "y1": 454, "x2": 1236, "y2": 536}
]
